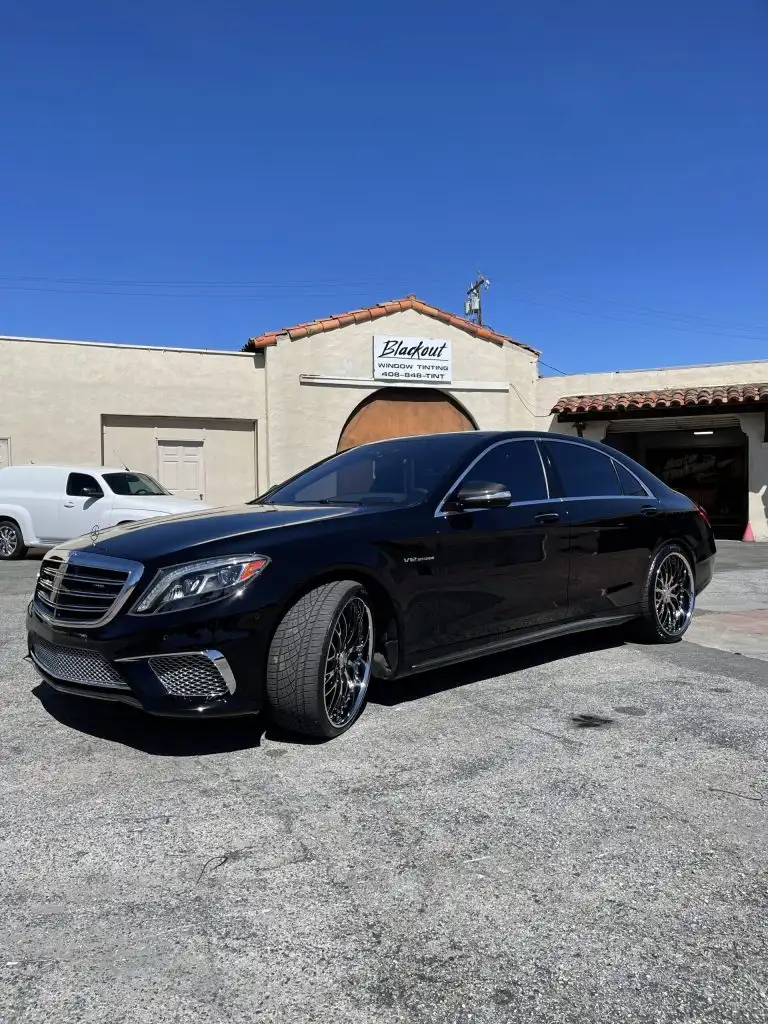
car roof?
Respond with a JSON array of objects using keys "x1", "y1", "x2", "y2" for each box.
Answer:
[
  {"x1": 350, "y1": 429, "x2": 605, "y2": 449},
  {"x1": 0, "y1": 465, "x2": 135, "y2": 475}
]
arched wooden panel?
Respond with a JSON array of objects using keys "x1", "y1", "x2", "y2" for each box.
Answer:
[{"x1": 337, "y1": 388, "x2": 476, "y2": 452}]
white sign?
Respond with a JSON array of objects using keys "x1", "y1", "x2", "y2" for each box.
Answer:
[{"x1": 373, "y1": 335, "x2": 452, "y2": 384}]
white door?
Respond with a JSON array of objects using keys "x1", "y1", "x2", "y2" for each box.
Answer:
[
  {"x1": 157, "y1": 441, "x2": 205, "y2": 500},
  {"x1": 0, "y1": 439, "x2": 9, "y2": 470}
]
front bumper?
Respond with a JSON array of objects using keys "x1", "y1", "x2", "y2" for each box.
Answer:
[{"x1": 26, "y1": 603, "x2": 266, "y2": 718}]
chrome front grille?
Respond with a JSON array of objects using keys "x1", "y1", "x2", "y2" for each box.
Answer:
[
  {"x1": 148, "y1": 654, "x2": 232, "y2": 699},
  {"x1": 30, "y1": 635, "x2": 129, "y2": 690},
  {"x1": 34, "y1": 551, "x2": 143, "y2": 627}
]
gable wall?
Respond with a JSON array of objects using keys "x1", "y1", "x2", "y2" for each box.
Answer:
[{"x1": 263, "y1": 308, "x2": 539, "y2": 484}]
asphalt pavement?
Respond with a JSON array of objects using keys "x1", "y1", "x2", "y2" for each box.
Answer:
[
  {"x1": 1, "y1": 546, "x2": 767, "y2": 1024},
  {"x1": 687, "y1": 541, "x2": 768, "y2": 662}
]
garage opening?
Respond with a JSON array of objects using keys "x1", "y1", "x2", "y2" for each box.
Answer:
[
  {"x1": 605, "y1": 418, "x2": 748, "y2": 540},
  {"x1": 337, "y1": 388, "x2": 476, "y2": 452}
]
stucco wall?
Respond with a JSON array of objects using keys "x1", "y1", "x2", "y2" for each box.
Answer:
[
  {"x1": 738, "y1": 412, "x2": 768, "y2": 541},
  {"x1": 4, "y1": 331, "x2": 765, "y2": 537},
  {"x1": 262, "y1": 309, "x2": 539, "y2": 484},
  {"x1": 0, "y1": 337, "x2": 268, "y2": 498},
  {"x1": 536, "y1": 360, "x2": 768, "y2": 427},
  {"x1": 102, "y1": 415, "x2": 260, "y2": 506}
]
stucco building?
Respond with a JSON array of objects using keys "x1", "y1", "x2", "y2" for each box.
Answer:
[{"x1": 1, "y1": 295, "x2": 766, "y2": 539}]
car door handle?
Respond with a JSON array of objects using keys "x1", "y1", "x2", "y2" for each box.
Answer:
[
  {"x1": 63, "y1": 501, "x2": 75, "y2": 507},
  {"x1": 534, "y1": 512, "x2": 560, "y2": 524},
  {"x1": 640, "y1": 505, "x2": 658, "y2": 517}
]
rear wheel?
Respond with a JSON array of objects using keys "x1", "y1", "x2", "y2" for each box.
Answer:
[
  {"x1": 266, "y1": 581, "x2": 374, "y2": 738},
  {"x1": 0, "y1": 520, "x2": 26, "y2": 561},
  {"x1": 635, "y1": 542, "x2": 695, "y2": 643}
]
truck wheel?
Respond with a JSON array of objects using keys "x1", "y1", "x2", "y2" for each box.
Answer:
[
  {"x1": 0, "y1": 520, "x2": 27, "y2": 561},
  {"x1": 635, "y1": 542, "x2": 695, "y2": 643},
  {"x1": 266, "y1": 581, "x2": 374, "y2": 738}
]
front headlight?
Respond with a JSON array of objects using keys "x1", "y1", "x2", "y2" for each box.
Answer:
[{"x1": 131, "y1": 554, "x2": 270, "y2": 615}]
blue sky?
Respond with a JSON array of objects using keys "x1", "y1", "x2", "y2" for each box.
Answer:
[{"x1": 1, "y1": 0, "x2": 766, "y2": 374}]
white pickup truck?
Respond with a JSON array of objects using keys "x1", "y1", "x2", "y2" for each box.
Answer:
[{"x1": 0, "y1": 465, "x2": 210, "y2": 560}]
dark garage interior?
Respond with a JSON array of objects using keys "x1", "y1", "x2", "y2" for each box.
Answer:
[{"x1": 605, "y1": 424, "x2": 747, "y2": 540}]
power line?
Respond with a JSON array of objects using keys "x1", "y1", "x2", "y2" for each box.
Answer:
[
  {"x1": 1, "y1": 271, "x2": 765, "y2": 345},
  {"x1": 512, "y1": 294, "x2": 768, "y2": 344},
  {"x1": 508, "y1": 382, "x2": 553, "y2": 418},
  {"x1": 539, "y1": 360, "x2": 568, "y2": 375},
  {"x1": 3, "y1": 272, "x2": 765, "y2": 336},
  {"x1": 0, "y1": 274, "x2": 399, "y2": 289},
  {"x1": 0, "y1": 283, "x2": 380, "y2": 300},
  {"x1": 504, "y1": 277, "x2": 768, "y2": 336}
]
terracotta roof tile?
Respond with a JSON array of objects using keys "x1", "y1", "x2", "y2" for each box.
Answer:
[
  {"x1": 242, "y1": 295, "x2": 538, "y2": 354},
  {"x1": 552, "y1": 382, "x2": 768, "y2": 415}
]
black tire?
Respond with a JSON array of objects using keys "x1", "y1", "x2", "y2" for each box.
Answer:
[
  {"x1": 634, "y1": 542, "x2": 696, "y2": 644},
  {"x1": 0, "y1": 520, "x2": 27, "y2": 561},
  {"x1": 266, "y1": 580, "x2": 374, "y2": 738}
]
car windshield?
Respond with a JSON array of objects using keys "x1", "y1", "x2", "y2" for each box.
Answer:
[
  {"x1": 258, "y1": 436, "x2": 477, "y2": 507},
  {"x1": 102, "y1": 472, "x2": 170, "y2": 496}
]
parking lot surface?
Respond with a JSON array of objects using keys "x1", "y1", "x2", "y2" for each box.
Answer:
[{"x1": 2, "y1": 545, "x2": 767, "y2": 1024}]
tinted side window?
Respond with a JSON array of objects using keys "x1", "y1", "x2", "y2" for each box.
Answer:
[
  {"x1": 66, "y1": 473, "x2": 103, "y2": 497},
  {"x1": 613, "y1": 460, "x2": 648, "y2": 497},
  {"x1": 463, "y1": 440, "x2": 547, "y2": 503},
  {"x1": 548, "y1": 443, "x2": 622, "y2": 498}
]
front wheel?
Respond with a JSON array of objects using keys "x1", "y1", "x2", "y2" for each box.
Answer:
[
  {"x1": 635, "y1": 542, "x2": 696, "y2": 643},
  {"x1": 266, "y1": 581, "x2": 374, "y2": 738},
  {"x1": 0, "y1": 520, "x2": 27, "y2": 561}
]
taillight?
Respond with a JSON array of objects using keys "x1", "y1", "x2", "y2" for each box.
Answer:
[{"x1": 696, "y1": 504, "x2": 711, "y2": 527}]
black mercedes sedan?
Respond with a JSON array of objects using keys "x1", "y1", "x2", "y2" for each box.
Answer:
[{"x1": 27, "y1": 431, "x2": 715, "y2": 739}]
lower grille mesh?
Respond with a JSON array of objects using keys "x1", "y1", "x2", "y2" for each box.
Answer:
[
  {"x1": 31, "y1": 636, "x2": 129, "y2": 690},
  {"x1": 148, "y1": 655, "x2": 230, "y2": 699}
]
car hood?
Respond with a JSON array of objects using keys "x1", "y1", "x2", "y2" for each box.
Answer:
[
  {"x1": 57, "y1": 503, "x2": 363, "y2": 562},
  {"x1": 111, "y1": 494, "x2": 211, "y2": 515}
]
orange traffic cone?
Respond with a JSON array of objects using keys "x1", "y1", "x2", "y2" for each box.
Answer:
[{"x1": 742, "y1": 522, "x2": 756, "y2": 542}]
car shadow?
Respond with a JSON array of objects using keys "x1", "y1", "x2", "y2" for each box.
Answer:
[
  {"x1": 32, "y1": 626, "x2": 631, "y2": 755},
  {"x1": 32, "y1": 683, "x2": 268, "y2": 756},
  {"x1": 367, "y1": 625, "x2": 630, "y2": 708}
]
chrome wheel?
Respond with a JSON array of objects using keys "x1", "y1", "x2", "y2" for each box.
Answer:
[
  {"x1": 0, "y1": 524, "x2": 18, "y2": 558},
  {"x1": 654, "y1": 550, "x2": 694, "y2": 636},
  {"x1": 323, "y1": 596, "x2": 373, "y2": 729}
]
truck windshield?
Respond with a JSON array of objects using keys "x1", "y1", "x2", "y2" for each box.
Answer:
[{"x1": 102, "y1": 472, "x2": 170, "y2": 496}]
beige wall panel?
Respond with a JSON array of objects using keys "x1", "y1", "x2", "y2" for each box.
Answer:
[
  {"x1": 102, "y1": 415, "x2": 257, "y2": 507},
  {"x1": 0, "y1": 337, "x2": 267, "y2": 492},
  {"x1": 738, "y1": 413, "x2": 768, "y2": 541}
]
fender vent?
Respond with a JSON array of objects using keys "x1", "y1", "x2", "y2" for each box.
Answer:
[{"x1": 148, "y1": 655, "x2": 231, "y2": 699}]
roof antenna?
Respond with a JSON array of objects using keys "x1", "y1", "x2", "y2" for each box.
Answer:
[
  {"x1": 465, "y1": 273, "x2": 490, "y2": 326},
  {"x1": 112, "y1": 449, "x2": 130, "y2": 471}
]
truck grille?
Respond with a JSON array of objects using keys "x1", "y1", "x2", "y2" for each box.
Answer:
[
  {"x1": 148, "y1": 654, "x2": 231, "y2": 699},
  {"x1": 34, "y1": 551, "x2": 143, "y2": 627},
  {"x1": 30, "y1": 635, "x2": 129, "y2": 690}
]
